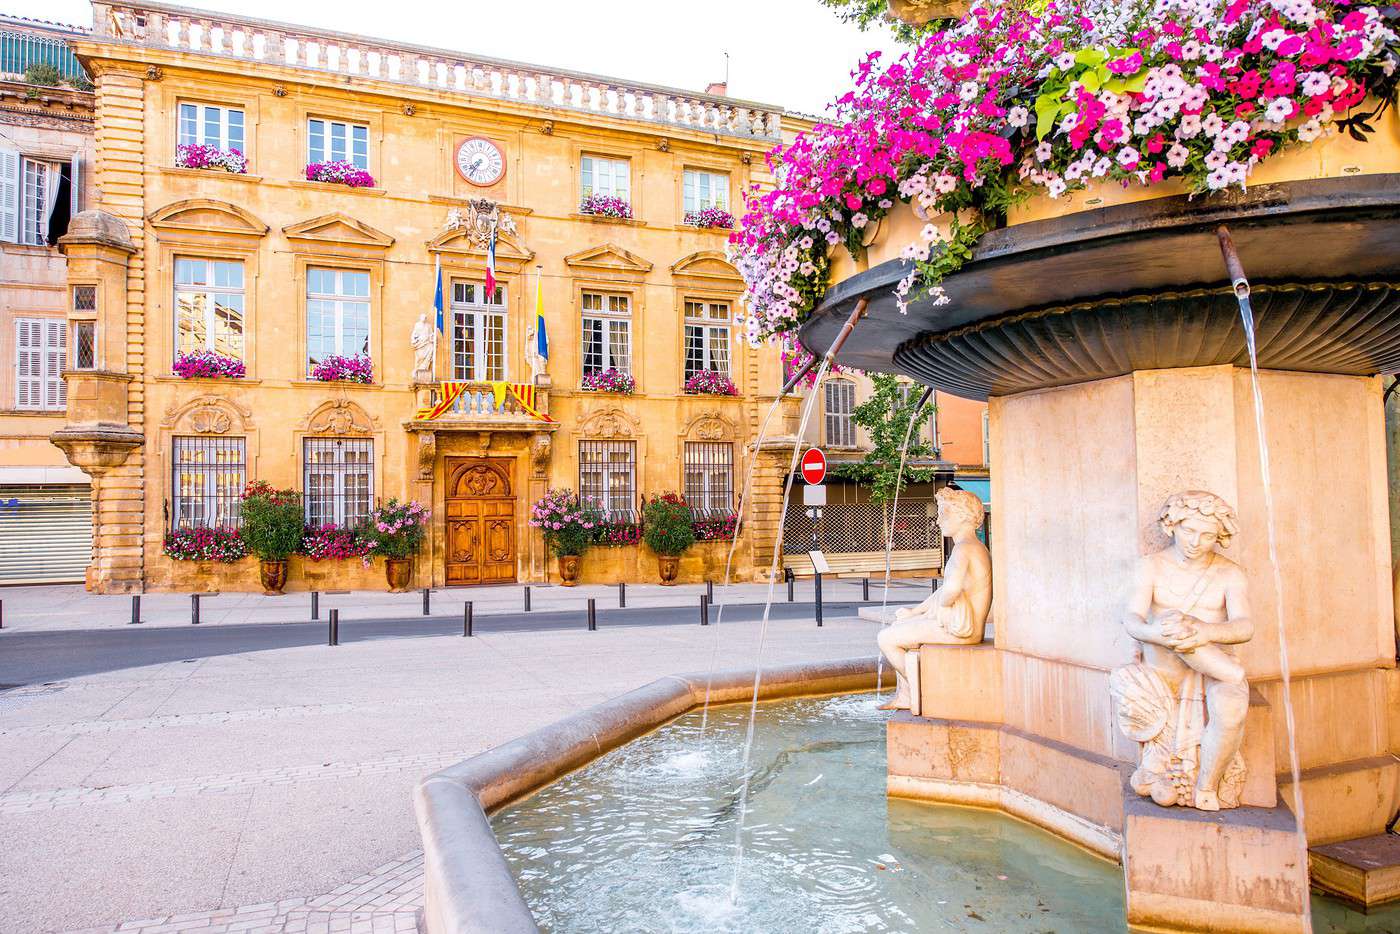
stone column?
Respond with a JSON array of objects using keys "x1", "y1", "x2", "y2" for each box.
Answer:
[
  {"x1": 748, "y1": 397, "x2": 804, "y2": 581},
  {"x1": 52, "y1": 212, "x2": 143, "y2": 593}
]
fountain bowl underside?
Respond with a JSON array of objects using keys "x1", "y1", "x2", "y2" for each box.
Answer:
[{"x1": 799, "y1": 175, "x2": 1400, "y2": 400}]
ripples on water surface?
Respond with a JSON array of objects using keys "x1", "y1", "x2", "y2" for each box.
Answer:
[{"x1": 491, "y1": 692, "x2": 1395, "y2": 933}]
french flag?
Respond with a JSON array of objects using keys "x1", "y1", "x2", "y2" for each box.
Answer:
[{"x1": 484, "y1": 224, "x2": 498, "y2": 298}]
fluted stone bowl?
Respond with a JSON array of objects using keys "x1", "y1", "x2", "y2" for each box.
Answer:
[{"x1": 799, "y1": 174, "x2": 1400, "y2": 400}]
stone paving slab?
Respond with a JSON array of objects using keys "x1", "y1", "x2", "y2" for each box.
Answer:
[
  {"x1": 0, "y1": 613, "x2": 881, "y2": 932},
  {"x1": 0, "y1": 578, "x2": 930, "y2": 633}
]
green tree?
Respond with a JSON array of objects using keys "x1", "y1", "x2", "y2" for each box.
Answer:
[
  {"x1": 830, "y1": 374, "x2": 938, "y2": 502},
  {"x1": 817, "y1": 0, "x2": 944, "y2": 43}
]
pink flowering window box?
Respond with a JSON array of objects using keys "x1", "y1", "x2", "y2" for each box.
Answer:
[
  {"x1": 175, "y1": 143, "x2": 248, "y2": 174},
  {"x1": 305, "y1": 161, "x2": 376, "y2": 188},
  {"x1": 580, "y1": 368, "x2": 636, "y2": 394},
  {"x1": 579, "y1": 193, "x2": 634, "y2": 219},
  {"x1": 309, "y1": 354, "x2": 373, "y2": 384},
  {"x1": 684, "y1": 369, "x2": 738, "y2": 396},
  {"x1": 173, "y1": 350, "x2": 245, "y2": 380}
]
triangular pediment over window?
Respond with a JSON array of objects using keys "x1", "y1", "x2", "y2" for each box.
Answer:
[
  {"x1": 564, "y1": 243, "x2": 653, "y2": 275},
  {"x1": 148, "y1": 199, "x2": 269, "y2": 238},
  {"x1": 671, "y1": 250, "x2": 742, "y2": 287},
  {"x1": 427, "y1": 227, "x2": 534, "y2": 267},
  {"x1": 282, "y1": 213, "x2": 395, "y2": 250}
]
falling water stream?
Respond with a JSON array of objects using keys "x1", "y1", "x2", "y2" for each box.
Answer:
[{"x1": 1225, "y1": 229, "x2": 1314, "y2": 933}]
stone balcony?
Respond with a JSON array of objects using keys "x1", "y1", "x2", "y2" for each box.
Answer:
[{"x1": 89, "y1": 0, "x2": 785, "y2": 141}]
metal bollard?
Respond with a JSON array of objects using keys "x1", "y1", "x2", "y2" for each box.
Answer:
[
  {"x1": 328, "y1": 608, "x2": 339, "y2": 646},
  {"x1": 0, "y1": 598, "x2": 4, "y2": 629},
  {"x1": 191, "y1": 593, "x2": 201, "y2": 625},
  {"x1": 700, "y1": 595, "x2": 709, "y2": 626},
  {"x1": 862, "y1": 577, "x2": 870, "y2": 602},
  {"x1": 422, "y1": 588, "x2": 431, "y2": 616},
  {"x1": 524, "y1": 585, "x2": 531, "y2": 612},
  {"x1": 311, "y1": 591, "x2": 319, "y2": 621},
  {"x1": 130, "y1": 595, "x2": 142, "y2": 625},
  {"x1": 706, "y1": 580, "x2": 714, "y2": 603},
  {"x1": 787, "y1": 573, "x2": 794, "y2": 603},
  {"x1": 932, "y1": 576, "x2": 940, "y2": 593},
  {"x1": 463, "y1": 601, "x2": 473, "y2": 637},
  {"x1": 587, "y1": 598, "x2": 597, "y2": 631},
  {"x1": 815, "y1": 572, "x2": 824, "y2": 628},
  {"x1": 619, "y1": 582, "x2": 626, "y2": 608}
]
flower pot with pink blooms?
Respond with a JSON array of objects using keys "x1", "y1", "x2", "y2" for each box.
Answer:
[
  {"x1": 528, "y1": 489, "x2": 600, "y2": 587},
  {"x1": 360, "y1": 499, "x2": 429, "y2": 592}
]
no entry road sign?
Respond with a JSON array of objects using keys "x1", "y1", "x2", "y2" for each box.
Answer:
[{"x1": 800, "y1": 448, "x2": 827, "y2": 485}]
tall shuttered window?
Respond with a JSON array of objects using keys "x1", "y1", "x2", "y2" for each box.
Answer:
[
  {"x1": 20, "y1": 157, "x2": 58, "y2": 246},
  {"x1": 684, "y1": 442, "x2": 734, "y2": 518},
  {"x1": 824, "y1": 379, "x2": 857, "y2": 448},
  {"x1": 304, "y1": 437, "x2": 374, "y2": 528},
  {"x1": 580, "y1": 292, "x2": 631, "y2": 377},
  {"x1": 171, "y1": 436, "x2": 246, "y2": 530},
  {"x1": 174, "y1": 258, "x2": 245, "y2": 361},
  {"x1": 683, "y1": 299, "x2": 731, "y2": 381},
  {"x1": 15, "y1": 318, "x2": 66, "y2": 411},
  {"x1": 451, "y1": 282, "x2": 507, "y2": 381},
  {"x1": 579, "y1": 439, "x2": 637, "y2": 521}
]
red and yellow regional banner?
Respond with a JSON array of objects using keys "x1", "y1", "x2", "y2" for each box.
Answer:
[{"x1": 414, "y1": 382, "x2": 555, "y2": 423}]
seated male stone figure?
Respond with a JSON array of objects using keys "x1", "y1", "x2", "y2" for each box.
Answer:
[
  {"x1": 1110, "y1": 491, "x2": 1254, "y2": 812},
  {"x1": 877, "y1": 486, "x2": 992, "y2": 711}
]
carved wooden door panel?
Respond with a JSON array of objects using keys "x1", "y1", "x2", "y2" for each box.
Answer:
[{"x1": 445, "y1": 458, "x2": 516, "y2": 585}]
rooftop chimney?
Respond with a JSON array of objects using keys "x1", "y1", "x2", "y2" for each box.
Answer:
[{"x1": 705, "y1": 81, "x2": 727, "y2": 97}]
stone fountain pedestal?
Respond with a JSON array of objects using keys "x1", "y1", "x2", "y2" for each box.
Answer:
[{"x1": 886, "y1": 364, "x2": 1399, "y2": 932}]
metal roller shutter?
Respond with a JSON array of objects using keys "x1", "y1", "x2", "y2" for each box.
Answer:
[{"x1": 0, "y1": 484, "x2": 92, "y2": 584}]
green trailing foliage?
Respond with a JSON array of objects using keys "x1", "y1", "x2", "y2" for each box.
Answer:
[
  {"x1": 641, "y1": 493, "x2": 697, "y2": 558},
  {"x1": 838, "y1": 373, "x2": 940, "y2": 502}
]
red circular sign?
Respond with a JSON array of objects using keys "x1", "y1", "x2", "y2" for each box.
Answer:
[{"x1": 800, "y1": 448, "x2": 827, "y2": 485}]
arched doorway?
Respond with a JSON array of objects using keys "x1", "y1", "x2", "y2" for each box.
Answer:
[{"x1": 445, "y1": 457, "x2": 516, "y2": 584}]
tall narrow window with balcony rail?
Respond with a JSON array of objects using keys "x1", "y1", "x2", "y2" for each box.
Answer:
[
  {"x1": 171, "y1": 436, "x2": 245, "y2": 530},
  {"x1": 306, "y1": 267, "x2": 370, "y2": 375},
  {"x1": 451, "y1": 282, "x2": 506, "y2": 381},
  {"x1": 579, "y1": 439, "x2": 637, "y2": 521},
  {"x1": 174, "y1": 258, "x2": 245, "y2": 361},
  {"x1": 581, "y1": 292, "x2": 631, "y2": 378},
  {"x1": 683, "y1": 299, "x2": 731, "y2": 381}
]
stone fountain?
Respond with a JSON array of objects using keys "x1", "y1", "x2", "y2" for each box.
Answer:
[{"x1": 799, "y1": 112, "x2": 1400, "y2": 930}]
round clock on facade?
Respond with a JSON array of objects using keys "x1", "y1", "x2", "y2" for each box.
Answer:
[{"x1": 455, "y1": 137, "x2": 505, "y2": 186}]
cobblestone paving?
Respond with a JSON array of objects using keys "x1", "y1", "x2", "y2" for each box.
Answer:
[{"x1": 63, "y1": 852, "x2": 426, "y2": 934}]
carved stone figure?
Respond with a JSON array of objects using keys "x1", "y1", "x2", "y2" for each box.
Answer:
[
  {"x1": 411, "y1": 313, "x2": 437, "y2": 382},
  {"x1": 877, "y1": 486, "x2": 992, "y2": 710},
  {"x1": 525, "y1": 319, "x2": 547, "y2": 383},
  {"x1": 1110, "y1": 491, "x2": 1254, "y2": 812}
]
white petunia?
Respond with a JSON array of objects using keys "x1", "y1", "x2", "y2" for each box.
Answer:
[
  {"x1": 1007, "y1": 105, "x2": 1030, "y2": 128},
  {"x1": 1265, "y1": 98, "x2": 1294, "y2": 123}
]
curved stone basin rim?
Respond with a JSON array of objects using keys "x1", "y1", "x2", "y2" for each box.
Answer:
[
  {"x1": 794, "y1": 174, "x2": 1400, "y2": 396},
  {"x1": 413, "y1": 657, "x2": 879, "y2": 934}
]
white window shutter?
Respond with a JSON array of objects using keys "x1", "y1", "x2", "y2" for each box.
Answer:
[
  {"x1": 15, "y1": 320, "x2": 40, "y2": 409},
  {"x1": 0, "y1": 147, "x2": 19, "y2": 244},
  {"x1": 45, "y1": 319, "x2": 67, "y2": 409},
  {"x1": 69, "y1": 154, "x2": 84, "y2": 215}
]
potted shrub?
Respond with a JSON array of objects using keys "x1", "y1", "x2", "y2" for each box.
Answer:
[
  {"x1": 642, "y1": 493, "x2": 696, "y2": 585},
  {"x1": 361, "y1": 499, "x2": 429, "y2": 592},
  {"x1": 528, "y1": 489, "x2": 599, "y2": 586},
  {"x1": 239, "y1": 481, "x2": 304, "y2": 594}
]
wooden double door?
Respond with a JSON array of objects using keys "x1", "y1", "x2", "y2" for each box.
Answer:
[{"x1": 445, "y1": 457, "x2": 517, "y2": 585}]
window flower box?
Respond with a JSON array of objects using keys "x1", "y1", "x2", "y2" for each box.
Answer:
[
  {"x1": 593, "y1": 519, "x2": 642, "y2": 547},
  {"x1": 693, "y1": 513, "x2": 739, "y2": 542},
  {"x1": 173, "y1": 349, "x2": 245, "y2": 380},
  {"x1": 684, "y1": 369, "x2": 738, "y2": 396},
  {"x1": 310, "y1": 354, "x2": 373, "y2": 384},
  {"x1": 579, "y1": 194, "x2": 633, "y2": 219},
  {"x1": 581, "y1": 368, "x2": 636, "y2": 394},
  {"x1": 175, "y1": 143, "x2": 248, "y2": 174},
  {"x1": 299, "y1": 524, "x2": 374, "y2": 562},
  {"x1": 163, "y1": 527, "x2": 247, "y2": 562},
  {"x1": 305, "y1": 161, "x2": 376, "y2": 188},
  {"x1": 684, "y1": 207, "x2": 734, "y2": 229}
]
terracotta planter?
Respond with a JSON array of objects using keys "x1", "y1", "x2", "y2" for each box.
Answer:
[
  {"x1": 385, "y1": 557, "x2": 413, "y2": 593},
  {"x1": 558, "y1": 554, "x2": 580, "y2": 587},
  {"x1": 658, "y1": 555, "x2": 680, "y2": 586},
  {"x1": 259, "y1": 559, "x2": 288, "y2": 595}
]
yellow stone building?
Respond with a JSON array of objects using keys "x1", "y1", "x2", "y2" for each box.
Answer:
[{"x1": 53, "y1": 0, "x2": 814, "y2": 593}]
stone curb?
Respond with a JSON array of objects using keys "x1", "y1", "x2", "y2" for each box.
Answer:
[{"x1": 412, "y1": 655, "x2": 879, "y2": 934}]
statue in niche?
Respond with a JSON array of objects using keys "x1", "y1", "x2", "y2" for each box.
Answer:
[
  {"x1": 877, "y1": 486, "x2": 992, "y2": 711},
  {"x1": 411, "y1": 313, "x2": 437, "y2": 382},
  {"x1": 1110, "y1": 491, "x2": 1253, "y2": 811}
]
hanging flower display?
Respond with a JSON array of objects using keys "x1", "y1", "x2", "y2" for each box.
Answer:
[
  {"x1": 172, "y1": 349, "x2": 245, "y2": 380},
  {"x1": 175, "y1": 143, "x2": 248, "y2": 174},
  {"x1": 580, "y1": 193, "x2": 634, "y2": 218},
  {"x1": 684, "y1": 369, "x2": 738, "y2": 396},
  {"x1": 580, "y1": 368, "x2": 636, "y2": 394},
  {"x1": 310, "y1": 353, "x2": 373, "y2": 384},
  {"x1": 684, "y1": 206, "x2": 736, "y2": 229},
  {"x1": 299, "y1": 525, "x2": 374, "y2": 561},
  {"x1": 730, "y1": 0, "x2": 1400, "y2": 345},
  {"x1": 305, "y1": 160, "x2": 376, "y2": 188}
]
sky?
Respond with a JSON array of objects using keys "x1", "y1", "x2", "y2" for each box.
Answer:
[{"x1": 9, "y1": 0, "x2": 905, "y2": 116}]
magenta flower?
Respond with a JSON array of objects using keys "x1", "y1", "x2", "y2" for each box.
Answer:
[{"x1": 306, "y1": 161, "x2": 376, "y2": 188}]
